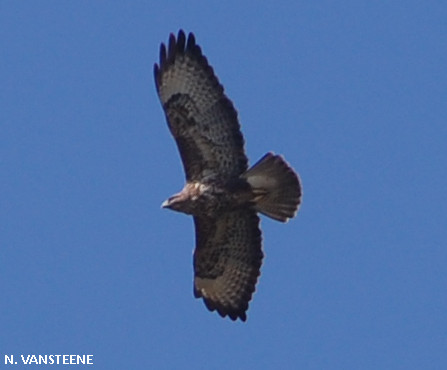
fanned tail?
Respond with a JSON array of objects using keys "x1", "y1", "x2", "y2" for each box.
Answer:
[{"x1": 241, "y1": 152, "x2": 302, "y2": 222}]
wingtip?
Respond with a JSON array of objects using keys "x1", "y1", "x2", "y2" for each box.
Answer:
[
  {"x1": 168, "y1": 33, "x2": 176, "y2": 61},
  {"x1": 176, "y1": 30, "x2": 186, "y2": 52},
  {"x1": 187, "y1": 31, "x2": 196, "y2": 49},
  {"x1": 177, "y1": 29, "x2": 186, "y2": 41},
  {"x1": 159, "y1": 42, "x2": 166, "y2": 65},
  {"x1": 153, "y1": 63, "x2": 160, "y2": 89}
]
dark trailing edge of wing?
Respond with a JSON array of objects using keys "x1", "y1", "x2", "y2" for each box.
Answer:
[{"x1": 201, "y1": 296, "x2": 249, "y2": 322}]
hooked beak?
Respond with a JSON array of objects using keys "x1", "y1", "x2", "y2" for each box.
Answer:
[
  {"x1": 161, "y1": 193, "x2": 181, "y2": 209},
  {"x1": 161, "y1": 191, "x2": 186, "y2": 212},
  {"x1": 161, "y1": 198, "x2": 171, "y2": 209}
]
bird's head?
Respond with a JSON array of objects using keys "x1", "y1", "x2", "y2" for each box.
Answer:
[{"x1": 161, "y1": 190, "x2": 194, "y2": 215}]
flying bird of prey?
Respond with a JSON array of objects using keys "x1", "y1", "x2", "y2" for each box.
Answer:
[{"x1": 154, "y1": 30, "x2": 302, "y2": 321}]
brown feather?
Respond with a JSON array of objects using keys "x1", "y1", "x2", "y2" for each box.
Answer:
[
  {"x1": 154, "y1": 30, "x2": 248, "y2": 182},
  {"x1": 193, "y1": 210, "x2": 263, "y2": 321},
  {"x1": 154, "y1": 30, "x2": 302, "y2": 322}
]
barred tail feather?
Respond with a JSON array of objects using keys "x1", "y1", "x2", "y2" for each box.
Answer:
[{"x1": 241, "y1": 152, "x2": 302, "y2": 222}]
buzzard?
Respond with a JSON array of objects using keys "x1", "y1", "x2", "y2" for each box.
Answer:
[{"x1": 154, "y1": 30, "x2": 302, "y2": 321}]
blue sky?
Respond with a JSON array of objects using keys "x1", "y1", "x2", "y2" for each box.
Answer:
[{"x1": 1, "y1": 1, "x2": 446, "y2": 369}]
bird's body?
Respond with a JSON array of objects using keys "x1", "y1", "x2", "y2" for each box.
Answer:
[
  {"x1": 163, "y1": 178, "x2": 253, "y2": 218},
  {"x1": 154, "y1": 30, "x2": 302, "y2": 321}
]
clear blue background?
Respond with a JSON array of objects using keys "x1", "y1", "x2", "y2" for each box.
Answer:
[{"x1": 1, "y1": 1, "x2": 446, "y2": 369}]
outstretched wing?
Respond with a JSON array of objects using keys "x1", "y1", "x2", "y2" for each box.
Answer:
[
  {"x1": 154, "y1": 30, "x2": 248, "y2": 182},
  {"x1": 193, "y1": 209, "x2": 263, "y2": 321}
]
